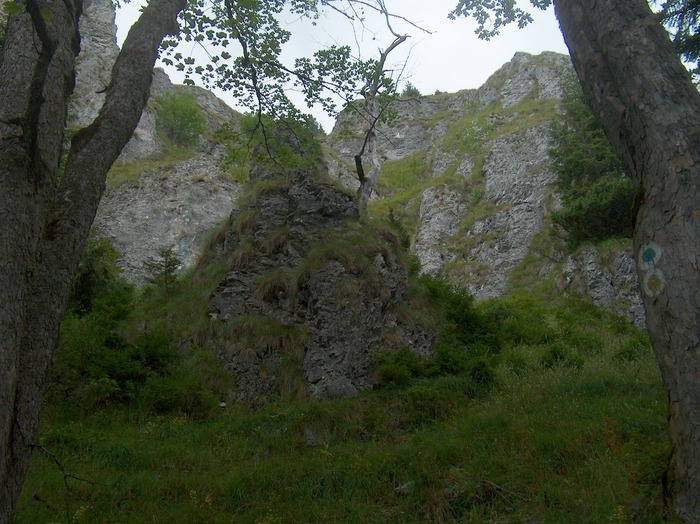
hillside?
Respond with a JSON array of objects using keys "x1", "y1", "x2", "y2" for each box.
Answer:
[{"x1": 11, "y1": 2, "x2": 673, "y2": 520}]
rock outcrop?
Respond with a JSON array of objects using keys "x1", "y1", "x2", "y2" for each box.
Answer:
[
  {"x1": 560, "y1": 245, "x2": 645, "y2": 329},
  {"x1": 93, "y1": 154, "x2": 242, "y2": 284},
  {"x1": 68, "y1": 0, "x2": 120, "y2": 128},
  {"x1": 206, "y1": 166, "x2": 427, "y2": 403},
  {"x1": 73, "y1": 0, "x2": 243, "y2": 284},
  {"x1": 325, "y1": 51, "x2": 645, "y2": 326},
  {"x1": 75, "y1": 7, "x2": 645, "y2": 330}
]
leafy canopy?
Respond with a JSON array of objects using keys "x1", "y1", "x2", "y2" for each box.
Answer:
[
  {"x1": 156, "y1": 90, "x2": 207, "y2": 147},
  {"x1": 159, "y1": 0, "x2": 406, "y2": 123},
  {"x1": 448, "y1": 0, "x2": 552, "y2": 40}
]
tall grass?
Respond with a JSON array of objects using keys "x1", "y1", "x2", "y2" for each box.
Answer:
[{"x1": 18, "y1": 290, "x2": 673, "y2": 523}]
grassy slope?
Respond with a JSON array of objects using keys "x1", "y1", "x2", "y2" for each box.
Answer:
[{"x1": 16, "y1": 287, "x2": 671, "y2": 523}]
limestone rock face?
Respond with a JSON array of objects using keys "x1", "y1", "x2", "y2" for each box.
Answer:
[
  {"x1": 414, "y1": 185, "x2": 468, "y2": 276},
  {"x1": 116, "y1": 69, "x2": 172, "y2": 162},
  {"x1": 93, "y1": 154, "x2": 242, "y2": 284},
  {"x1": 478, "y1": 51, "x2": 571, "y2": 108},
  {"x1": 68, "y1": 0, "x2": 238, "y2": 162},
  {"x1": 325, "y1": 51, "x2": 644, "y2": 325},
  {"x1": 76, "y1": 0, "x2": 244, "y2": 282},
  {"x1": 206, "y1": 168, "x2": 427, "y2": 404},
  {"x1": 560, "y1": 246, "x2": 646, "y2": 329},
  {"x1": 68, "y1": 0, "x2": 120, "y2": 128},
  {"x1": 462, "y1": 124, "x2": 557, "y2": 300},
  {"x1": 325, "y1": 52, "x2": 566, "y2": 300}
]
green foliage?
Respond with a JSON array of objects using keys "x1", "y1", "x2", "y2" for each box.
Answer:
[
  {"x1": 549, "y1": 73, "x2": 637, "y2": 247},
  {"x1": 138, "y1": 367, "x2": 219, "y2": 420},
  {"x1": 374, "y1": 347, "x2": 424, "y2": 386},
  {"x1": 68, "y1": 235, "x2": 133, "y2": 318},
  {"x1": 552, "y1": 174, "x2": 637, "y2": 246},
  {"x1": 374, "y1": 276, "x2": 499, "y2": 390},
  {"x1": 143, "y1": 248, "x2": 182, "y2": 290},
  {"x1": 218, "y1": 113, "x2": 322, "y2": 173},
  {"x1": 155, "y1": 90, "x2": 206, "y2": 147},
  {"x1": 50, "y1": 319, "x2": 178, "y2": 409},
  {"x1": 656, "y1": 0, "x2": 700, "y2": 80},
  {"x1": 449, "y1": 0, "x2": 552, "y2": 40},
  {"x1": 549, "y1": 74, "x2": 625, "y2": 190},
  {"x1": 25, "y1": 239, "x2": 669, "y2": 522},
  {"x1": 162, "y1": 0, "x2": 383, "y2": 123},
  {"x1": 22, "y1": 296, "x2": 668, "y2": 523},
  {"x1": 400, "y1": 81, "x2": 421, "y2": 97}
]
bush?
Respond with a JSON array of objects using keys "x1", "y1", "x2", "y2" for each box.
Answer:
[
  {"x1": 49, "y1": 316, "x2": 178, "y2": 408},
  {"x1": 374, "y1": 347, "x2": 424, "y2": 387},
  {"x1": 156, "y1": 91, "x2": 207, "y2": 147},
  {"x1": 69, "y1": 235, "x2": 133, "y2": 318},
  {"x1": 552, "y1": 174, "x2": 637, "y2": 247},
  {"x1": 401, "y1": 82, "x2": 421, "y2": 98},
  {"x1": 138, "y1": 370, "x2": 219, "y2": 420},
  {"x1": 143, "y1": 247, "x2": 182, "y2": 290}
]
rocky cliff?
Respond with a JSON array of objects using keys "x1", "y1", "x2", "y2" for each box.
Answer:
[
  {"x1": 325, "y1": 51, "x2": 645, "y2": 327},
  {"x1": 204, "y1": 163, "x2": 429, "y2": 403},
  {"x1": 69, "y1": 0, "x2": 243, "y2": 284},
  {"x1": 0, "y1": 0, "x2": 650, "y2": 411}
]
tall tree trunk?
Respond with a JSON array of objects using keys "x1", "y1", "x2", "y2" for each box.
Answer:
[
  {"x1": 554, "y1": 0, "x2": 700, "y2": 520},
  {"x1": 0, "y1": 0, "x2": 185, "y2": 520}
]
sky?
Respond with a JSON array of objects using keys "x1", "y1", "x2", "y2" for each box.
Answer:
[{"x1": 115, "y1": 1, "x2": 570, "y2": 131}]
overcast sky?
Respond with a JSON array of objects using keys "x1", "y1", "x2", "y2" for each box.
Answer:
[{"x1": 115, "y1": 1, "x2": 569, "y2": 131}]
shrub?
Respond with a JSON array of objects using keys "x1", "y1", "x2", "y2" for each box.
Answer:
[
  {"x1": 552, "y1": 174, "x2": 637, "y2": 247},
  {"x1": 156, "y1": 91, "x2": 206, "y2": 147},
  {"x1": 430, "y1": 344, "x2": 470, "y2": 376},
  {"x1": 373, "y1": 347, "x2": 424, "y2": 387},
  {"x1": 49, "y1": 315, "x2": 178, "y2": 408},
  {"x1": 138, "y1": 370, "x2": 219, "y2": 420},
  {"x1": 69, "y1": 235, "x2": 133, "y2": 318},
  {"x1": 143, "y1": 247, "x2": 182, "y2": 290},
  {"x1": 401, "y1": 82, "x2": 421, "y2": 98}
]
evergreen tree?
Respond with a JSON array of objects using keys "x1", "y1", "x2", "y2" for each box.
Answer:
[
  {"x1": 143, "y1": 248, "x2": 182, "y2": 290},
  {"x1": 549, "y1": 73, "x2": 637, "y2": 246},
  {"x1": 656, "y1": 0, "x2": 700, "y2": 79}
]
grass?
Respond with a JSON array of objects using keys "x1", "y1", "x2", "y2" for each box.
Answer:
[
  {"x1": 106, "y1": 144, "x2": 195, "y2": 188},
  {"x1": 16, "y1": 290, "x2": 673, "y2": 523}
]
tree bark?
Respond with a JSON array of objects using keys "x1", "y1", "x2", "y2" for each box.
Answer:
[
  {"x1": 554, "y1": 0, "x2": 700, "y2": 521},
  {"x1": 0, "y1": 0, "x2": 185, "y2": 520}
]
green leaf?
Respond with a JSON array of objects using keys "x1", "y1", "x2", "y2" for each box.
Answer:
[{"x1": 3, "y1": 0, "x2": 22, "y2": 16}]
